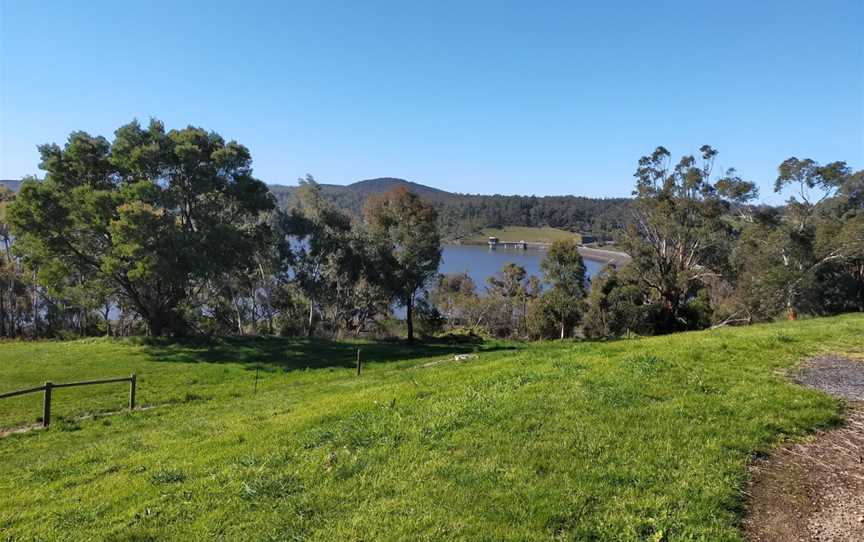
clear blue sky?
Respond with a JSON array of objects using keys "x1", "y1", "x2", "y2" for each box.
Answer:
[{"x1": 1, "y1": 1, "x2": 861, "y2": 203}]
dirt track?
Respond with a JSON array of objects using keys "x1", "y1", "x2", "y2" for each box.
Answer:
[{"x1": 744, "y1": 356, "x2": 864, "y2": 542}]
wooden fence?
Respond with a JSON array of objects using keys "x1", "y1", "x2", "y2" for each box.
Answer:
[{"x1": 0, "y1": 374, "x2": 136, "y2": 428}]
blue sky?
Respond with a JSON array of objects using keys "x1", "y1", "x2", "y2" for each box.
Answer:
[{"x1": 1, "y1": 1, "x2": 861, "y2": 203}]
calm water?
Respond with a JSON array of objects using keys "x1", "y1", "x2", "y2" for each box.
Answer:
[{"x1": 438, "y1": 245, "x2": 604, "y2": 292}]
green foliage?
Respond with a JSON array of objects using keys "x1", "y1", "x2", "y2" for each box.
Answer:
[
  {"x1": 483, "y1": 263, "x2": 539, "y2": 337},
  {"x1": 272, "y1": 178, "x2": 632, "y2": 241},
  {"x1": 430, "y1": 272, "x2": 493, "y2": 336},
  {"x1": 412, "y1": 296, "x2": 445, "y2": 337},
  {"x1": 7, "y1": 119, "x2": 275, "y2": 335},
  {"x1": 529, "y1": 239, "x2": 588, "y2": 339},
  {"x1": 0, "y1": 185, "x2": 32, "y2": 336},
  {"x1": 621, "y1": 145, "x2": 757, "y2": 333},
  {"x1": 583, "y1": 265, "x2": 650, "y2": 338},
  {"x1": 525, "y1": 289, "x2": 566, "y2": 339},
  {"x1": 540, "y1": 239, "x2": 587, "y2": 295},
  {"x1": 3, "y1": 132, "x2": 862, "y2": 342},
  {"x1": 364, "y1": 187, "x2": 442, "y2": 341},
  {"x1": 287, "y1": 176, "x2": 359, "y2": 336},
  {"x1": 733, "y1": 160, "x2": 863, "y2": 321}
]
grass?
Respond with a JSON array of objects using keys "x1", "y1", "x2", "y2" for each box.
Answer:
[
  {"x1": 462, "y1": 226, "x2": 580, "y2": 244},
  {"x1": 0, "y1": 336, "x2": 494, "y2": 429},
  {"x1": 0, "y1": 315, "x2": 862, "y2": 540}
]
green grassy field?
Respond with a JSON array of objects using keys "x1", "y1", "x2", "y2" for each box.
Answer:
[
  {"x1": 461, "y1": 226, "x2": 580, "y2": 244},
  {"x1": 1, "y1": 315, "x2": 862, "y2": 541}
]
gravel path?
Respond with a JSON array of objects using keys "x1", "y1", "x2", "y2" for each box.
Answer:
[
  {"x1": 745, "y1": 355, "x2": 864, "y2": 542},
  {"x1": 792, "y1": 356, "x2": 864, "y2": 401}
]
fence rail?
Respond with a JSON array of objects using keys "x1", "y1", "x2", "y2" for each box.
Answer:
[
  {"x1": 0, "y1": 373, "x2": 136, "y2": 428},
  {"x1": 0, "y1": 385, "x2": 49, "y2": 400}
]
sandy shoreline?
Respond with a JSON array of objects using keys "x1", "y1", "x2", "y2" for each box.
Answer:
[{"x1": 576, "y1": 246, "x2": 631, "y2": 266}]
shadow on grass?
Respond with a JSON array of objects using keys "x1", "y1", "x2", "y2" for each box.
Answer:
[{"x1": 135, "y1": 335, "x2": 514, "y2": 373}]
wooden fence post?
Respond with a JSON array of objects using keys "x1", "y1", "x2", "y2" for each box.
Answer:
[
  {"x1": 356, "y1": 348, "x2": 362, "y2": 376},
  {"x1": 129, "y1": 373, "x2": 136, "y2": 411},
  {"x1": 42, "y1": 382, "x2": 52, "y2": 428}
]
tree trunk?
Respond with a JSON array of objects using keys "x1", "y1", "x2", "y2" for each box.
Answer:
[
  {"x1": 307, "y1": 299, "x2": 315, "y2": 338},
  {"x1": 233, "y1": 294, "x2": 244, "y2": 336},
  {"x1": 143, "y1": 306, "x2": 187, "y2": 337},
  {"x1": 103, "y1": 304, "x2": 111, "y2": 337},
  {"x1": 406, "y1": 295, "x2": 414, "y2": 343},
  {"x1": 522, "y1": 295, "x2": 527, "y2": 337},
  {"x1": 31, "y1": 274, "x2": 38, "y2": 337},
  {"x1": 0, "y1": 292, "x2": 6, "y2": 337},
  {"x1": 148, "y1": 315, "x2": 164, "y2": 336},
  {"x1": 560, "y1": 320, "x2": 565, "y2": 340}
]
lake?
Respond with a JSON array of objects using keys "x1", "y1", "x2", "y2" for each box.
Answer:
[
  {"x1": 438, "y1": 244, "x2": 605, "y2": 292},
  {"x1": 396, "y1": 245, "x2": 608, "y2": 316}
]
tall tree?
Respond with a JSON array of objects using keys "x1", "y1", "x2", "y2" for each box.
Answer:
[
  {"x1": 538, "y1": 238, "x2": 587, "y2": 339},
  {"x1": 583, "y1": 265, "x2": 651, "y2": 338},
  {"x1": 485, "y1": 263, "x2": 539, "y2": 337},
  {"x1": 735, "y1": 159, "x2": 863, "y2": 320},
  {"x1": 431, "y1": 272, "x2": 479, "y2": 327},
  {"x1": 287, "y1": 176, "x2": 355, "y2": 336},
  {"x1": 622, "y1": 145, "x2": 757, "y2": 333},
  {"x1": 364, "y1": 187, "x2": 441, "y2": 342},
  {"x1": 8, "y1": 119, "x2": 274, "y2": 335},
  {"x1": 0, "y1": 185, "x2": 31, "y2": 337}
]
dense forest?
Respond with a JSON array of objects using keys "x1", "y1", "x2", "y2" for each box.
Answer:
[
  {"x1": 1, "y1": 120, "x2": 861, "y2": 341},
  {"x1": 270, "y1": 178, "x2": 632, "y2": 241}
]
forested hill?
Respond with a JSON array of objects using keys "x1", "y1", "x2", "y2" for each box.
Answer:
[
  {"x1": 0, "y1": 179, "x2": 22, "y2": 192},
  {"x1": 270, "y1": 178, "x2": 632, "y2": 240},
  {"x1": 3, "y1": 176, "x2": 631, "y2": 240},
  {"x1": 270, "y1": 178, "x2": 455, "y2": 208}
]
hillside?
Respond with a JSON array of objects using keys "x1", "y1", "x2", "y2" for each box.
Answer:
[
  {"x1": 461, "y1": 226, "x2": 585, "y2": 244},
  {"x1": 272, "y1": 177, "x2": 632, "y2": 240},
  {"x1": 269, "y1": 177, "x2": 458, "y2": 208},
  {"x1": 1, "y1": 314, "x2": 862, "y2": 540},
  {"x1": 0, "y1": 179, "x2": 22, "y2": 192}
]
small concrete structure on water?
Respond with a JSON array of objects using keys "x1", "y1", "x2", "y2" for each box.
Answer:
[{"x1": 487, "y1": 237, "x2": 535, "y2": 250}]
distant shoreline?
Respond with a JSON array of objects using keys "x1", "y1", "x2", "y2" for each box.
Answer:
[
  {"x1": 576, "y1": 246, "x2": 630, "y2": 266},
  {"x1": 447, "y1": 242, "x2": 629, "y2": 266}
]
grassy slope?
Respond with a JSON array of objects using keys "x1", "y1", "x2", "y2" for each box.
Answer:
[
  {"x1": 462, "y1": 226, "x2": 578, "y2": 244},
  {"x1": 0, "y1": 315, "x2": 862, "y2": 541}
]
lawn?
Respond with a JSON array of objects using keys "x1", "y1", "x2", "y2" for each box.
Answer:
[
  {"x1": 461, "y1": 226, "x2": 581, "y2": 244},
  {"x1": 1, "y1": 315, "x2": 862, "y2": 540}
]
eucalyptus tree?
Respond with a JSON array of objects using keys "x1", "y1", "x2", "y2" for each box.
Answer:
[
  {"x1": 8, "y1": 119, "x2": 275, "y2": 335},
  {"x1": 287, "y1": 176, "x2": 356, "y2": 336},
  {"x1": 485, "y1": 263, "x2": 540, "y2": 337},
  {"x1": 0, "y1": 185, "x2": 31, "y2": 336},
  {"x1": 582, "y1": 265, "x2": 651, "y2": 338},
  {"x1": 735, "y1": 159, "x2": 863, "y2": 320},
  {"x1": 622, "y1": 145, "x2": 757, "y2": 333},
  {"x1": 201, "y1": 206, "x2": 290, "y2": 335},
  {"x1": 364, "y1": 187, "x2": 441, "y2": 342},
  {"x1": 536, "y1": 238, "x2": 587, "y2": 339},
  {"x1": 431, "y1": 272, "x2": 479, "y2": 328}
]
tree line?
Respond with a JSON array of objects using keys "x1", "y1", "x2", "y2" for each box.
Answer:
[
  {"x1": 1, "y1": 120, "x2": 861, "y2": 341},
  {"x1": 270, "y1": 178, "x2": 633, "y2": 242},
  {"x1": 1, "y1": 120, "x2": 441, "y2": 341},
  {"x1": 431, "y1": 146, "x2": 861, "y2": 340}
]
